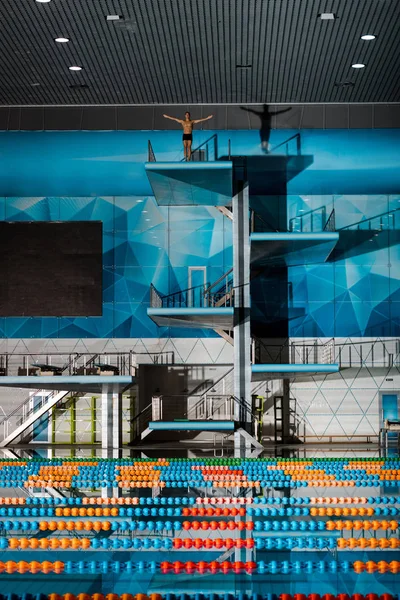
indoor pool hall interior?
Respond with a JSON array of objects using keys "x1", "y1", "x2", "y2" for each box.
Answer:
[{"x1": 0, "y1": 0, "x2": 399, "y2": 599}]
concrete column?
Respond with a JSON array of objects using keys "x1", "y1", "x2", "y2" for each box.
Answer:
[
  {"x1": 101, "y1": 389, "x2": 122, "y2": 498},
  {"x1": 101, "y1": 391, "x2": 122, "y2": 459},
  {"x1": 281, "y1": 378, "x2": 291, "y2": 443},
  {"x1": 232, "y1": 183, "x2": 251, "y2": 429}
]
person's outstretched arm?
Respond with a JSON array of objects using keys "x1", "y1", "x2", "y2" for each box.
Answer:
[
  {"x1": 240, "y1": 107, "x2": 262, "y2": 116},
  {"x1": 270, "y1": 107, "x2": 292, "y2": 116},
  {"x1": 192, "y1": 115, "x2": 213, "y2": 124},
  {"x1": 163, "y1": 114, "x2": 183, "y2": 123}
]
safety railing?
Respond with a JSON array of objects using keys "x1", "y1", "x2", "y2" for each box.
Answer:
[
  {"x1": 148, "y1": 140, "x2": 156, "y2": 162},
  {"x1": 334, "y1": 339, "x2": 400, "y2": 368},
  {"x1": 149, "y1": 393, "x2": 256, "y2": 432},
  {"x1": 150, "y1": 276, "x2": 234, "y2": 309},
  {"x1": 269, "y1": 133, "x2": 301, "y2": 156},
  {"x1": 180, "y1": 134, "x2": 218, "y2": 162},
  {"x1": 289, "y1": 206, "x2": 328, "y2": 233},
  {"x1": 338, "y1": 206, "x2": 400, "y2": 231},
  {"x1": 150, "y1": 284, "x2": 163, "y2": 308},
  {"x1": 252, "y1": 338, "x2": 336, "y2": 365},
  {"x1": 323, "y1": 208, "x2": 336, "y2": 232},
  {"x1": 250, "y1": 210, "x2": 280, "y2": 233},
  {"x1": 203, "y1": 268, "x2": 234, "y2": 308},
  {"x1": 0, "y1": 351, "x2": 139, "y2": 377},
  {"x1": 255, "y1": 338, "x2": 400, "y2": 368}
]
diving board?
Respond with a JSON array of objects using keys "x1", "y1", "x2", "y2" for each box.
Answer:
[
  {"x1": 252, "y1": 363, "x2": 339, "y2": 381},
  {"x1": 145, "y1": 161, "x2": 233, "y2": 206},
  {"x1": 250, "y1": 232, "x2": 339, "y2": 267},
  {"x1": 147, "y1": 307, "x2": 234, "y2": 329},
  {"x1": 149, "y1": 421, "x2": 235, "y2": 431}
]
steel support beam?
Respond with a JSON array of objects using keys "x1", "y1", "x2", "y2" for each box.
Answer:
[
  {"x1": 101, "y1": 390, "x2": 122, "y2": 498},
  {"x1": 232, "y1": 183, "x2": 252, "y2": 457}
]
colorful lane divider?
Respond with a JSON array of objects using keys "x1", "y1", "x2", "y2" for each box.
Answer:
[
  {"x1": 0, "y1": 560, "x2": 399, "y2": 574},
  {"x1": 2, "y1": 536, "x2": 400, "y2": 551},
  {"x1": 0, "y1": 594, "x2": 398, "y2": 600}
]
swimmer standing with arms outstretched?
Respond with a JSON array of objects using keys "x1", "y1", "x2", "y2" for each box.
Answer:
[{"x1": 163, "y1": 112, "x2": 213, "y2": 161}]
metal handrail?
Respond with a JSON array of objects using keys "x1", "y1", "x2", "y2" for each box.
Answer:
[
  {"x1": 253, "y1": 338, "x2": 335, "y2": 365},
  {"x1": 289, "y1": 205, "x2": 327, "y2": 233},
  {"x1": 180, "y1": 134, "x2": 218, "y2": 162},
  {"x1": 338, "y1": 206, "x2": 400, "y2": 231},
  {"x1": 323, "y1": 208, "x2": 336, "y2": 232},
  {"x1": 250, "y1": 210, "x2": 280, "y2": 233},
  {"x1": 148, "y1": 140, "x2": 156, "y2": 162},
  {"x1": 130, "y1": 403, "x2": 152, "y2": 424},
  {"x1": 0, "y1": 353, "x2": 99, "y2": 427},
  {"x1": 204, "y1": 268, "x2": 233, "y2": 295},
  {"x1": 269, "y1": 133, "x2": 301, "y2": 156}
]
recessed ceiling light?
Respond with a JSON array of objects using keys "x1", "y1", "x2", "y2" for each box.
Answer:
[
  {"x1": 31, "y1": 82, "x2": 41, "y2": 87},
  {"x1": 319, "y1": 13, "x2": 336, "y2": 20},
  {"x1": 106, "y1": 15, "x2": 123, "y2": 21},
  {"x1": 36, "y1": 0, "x2": 51, "y2": 3},
  {"x1": 69, "y1": 66, "x2": 82, "y2": 71},
  {"x1": 352, "y1": 63, "x2": 365, "y2": 69},
  {"x1": 55, "y1": 37, "x2": 70, "y2": 43},
  {"x1": 361, "y1": 34, "x2": 376, "y2": 40},
  {"x1": 335, "y1": 80, "x2": 355, "y2": 88}
]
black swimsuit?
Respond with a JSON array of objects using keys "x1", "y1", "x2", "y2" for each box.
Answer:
[{"x1": 183, "y1": 133, "x2": 193, "y2": 141}]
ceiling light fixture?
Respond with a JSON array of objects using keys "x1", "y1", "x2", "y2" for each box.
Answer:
[
  {"x1": 106, "y1": 15, "x2": 123, "y2": 21},
  {"x1": 352, "y1": 63, "x2": 365, "y2": 69},
  {"x1": 335, "y1": 81, "x2": 355, "y2": 88},
  {"x1": 319, "y1": 13, "x2": 336, "y2": 20},
  {"x1": 55, "y1": 37, "x2": 70, "y2": 43},
  {"x1": 69, "y1": 66, "x2": 82, "y2": 71},
  {"x1": 361, "y1": 34, "x2": 376, "y2": 40},
  {"x1": 36, "y1": 0, "x2": 51, "y2": 3}
]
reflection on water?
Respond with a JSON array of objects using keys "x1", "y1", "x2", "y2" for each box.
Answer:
[{"x1": 0, "y1": 452, "x2": 398, "y2": 598}]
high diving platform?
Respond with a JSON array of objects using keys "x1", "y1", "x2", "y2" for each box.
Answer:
[
  {"x1": 147, "y1": 307, "x2": 234, "y2": 329},
  {"x1": 251, "y1": 363, "x2": 339, "y2": 381},
  {"x1": 250, "y1": 232, "x2": 339, "y2": 267},
  {"x1": 145, "y1": 161, "x2": 233, "y2": 206},
  {"x1": 145, "y1": 135, "x2": 232, "y2": 206},
  {"x1": 0, "y1": 375, "x2": 135, "y2": 393}
]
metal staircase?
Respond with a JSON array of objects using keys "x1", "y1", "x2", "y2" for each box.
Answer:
[{"x1": 0, "y1": 353, "x2": 99, "y2": 447}]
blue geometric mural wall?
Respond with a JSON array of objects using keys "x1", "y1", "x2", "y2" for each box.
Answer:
[
  {"x1": 288, "y1": 194, "x2": 400, "y2": 337},
  {"x1": 0, "y1": 129, "x2": 400, "y2": 339},
  {"x1": 0, "y1": 196, "x2": 232, "y2": 338}
]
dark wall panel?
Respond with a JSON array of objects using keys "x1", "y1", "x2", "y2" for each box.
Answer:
[
  {"x1": 116, "y1": 107, "x2": 154, "y2": 130},
  {"x1": 374, "y1": 104, "x2": 400, "y2": 128},
  {"x1": 0, "y1": 104, "x2": 399, "y2": 131},
  {"x1": 325, "y1": 105, "x2": 349, "y2": 129},
  {"x1": 0, "y1": 222, "x2": 102, "y2": 317},
  {"x1": 81, "y1": 107, "x2": 116, "y2": 130},
  {"x1": 299, "y1": 105, "x2": 324, "y2": 129},
  {"x1": 44, "y1": 108, "x2": 83, "y2": 130},
  {"x1": 349, "y1": 105, "x2": 373, "y2": 129}
]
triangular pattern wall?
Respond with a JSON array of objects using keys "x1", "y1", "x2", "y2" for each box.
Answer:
[{"x1": 0, "y1": 196, "x2": 232, "y2": 338}]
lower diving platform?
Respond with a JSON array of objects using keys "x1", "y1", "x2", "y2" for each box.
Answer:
[
  {"x1": 0, "y1": 375, "x2": 135, "y2": 393},
  {"x1": 145, "y1": 161, "x2": 233, "y2": 206},
  {"x1": 147, "y1": 307, "x2": 234, "y2": 329},
  {"x1": 250, "y1": 232, "x2": 339, "y2": 267},
  {"x1": 149, "y1": 420, "x2": 235, "y2": 432},
  {"x1": 252, "y1": 363, "x2": 339, "y2": 381}
]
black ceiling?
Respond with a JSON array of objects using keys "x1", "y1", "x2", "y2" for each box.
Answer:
[{"x1": 0, "y1": 0, "x2": 399, "y2": 106}]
